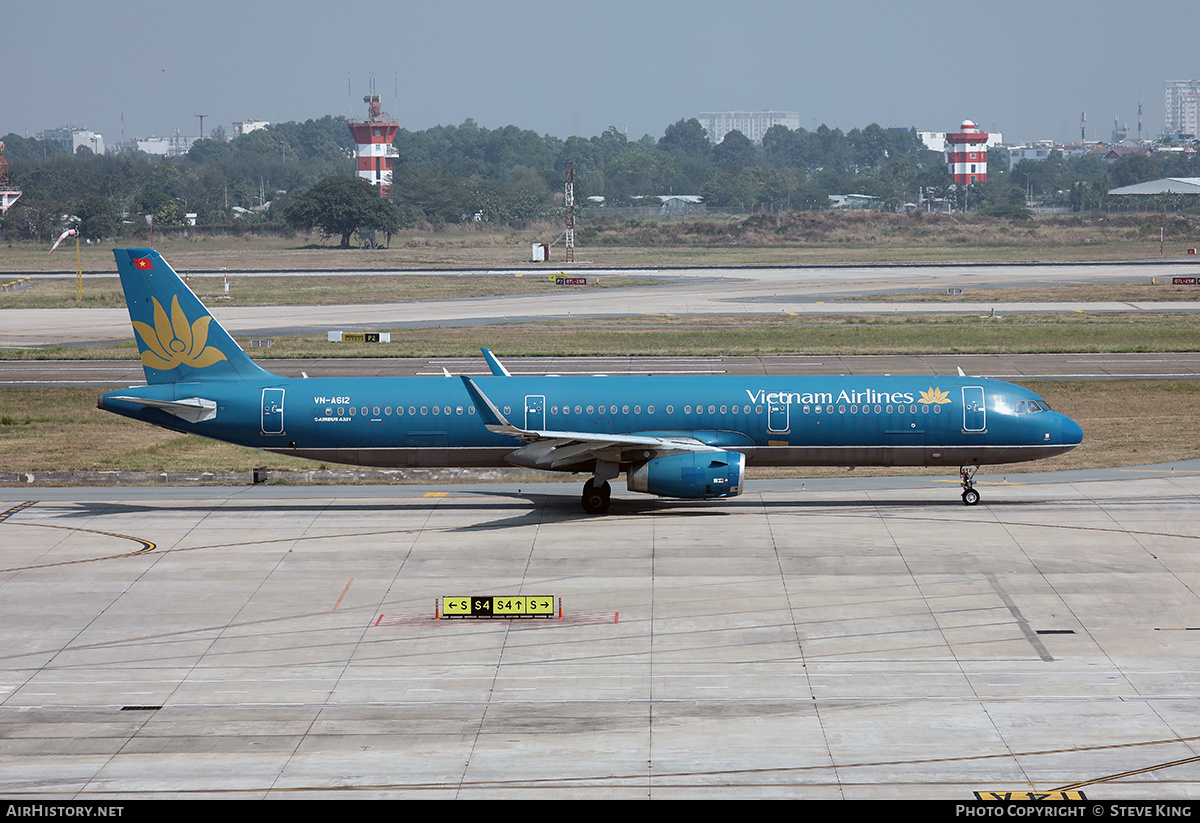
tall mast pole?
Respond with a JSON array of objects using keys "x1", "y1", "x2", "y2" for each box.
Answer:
[{"x1": 564, "y1": 161, "x2": 575, "y2": 263}]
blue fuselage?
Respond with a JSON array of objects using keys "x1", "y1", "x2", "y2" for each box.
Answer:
[{"x1": 100, "y1": 372, "x2": 1082, "y2": 471}]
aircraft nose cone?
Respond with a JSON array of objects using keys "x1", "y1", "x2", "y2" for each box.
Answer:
[{"x1": 1061, "y1": 416, "x2": 1083, "y2": 447}]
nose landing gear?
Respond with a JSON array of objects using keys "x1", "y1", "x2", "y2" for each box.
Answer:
[{"x1": 960, "y1": 466, "x2": 980, "y2": 505}]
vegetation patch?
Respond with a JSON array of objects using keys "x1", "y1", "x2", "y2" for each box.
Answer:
[
  {"x1": 5, "y1": 210, "x2": 1200, "y2": 275},
  {"x1": 3, "y1": 312, "x2": 1198, "y2": 361},
  {"x1": 0, "y1": 272, "x2": 660, "y2": 310}
]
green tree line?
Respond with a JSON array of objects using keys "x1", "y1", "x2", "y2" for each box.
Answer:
[{"x1": 5, "y1": 114, "x2": 1199, "y2": 245}]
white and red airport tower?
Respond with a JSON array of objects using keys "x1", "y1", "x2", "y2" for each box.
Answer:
[
  {"x1": 945, "y1": 120, "x2": 988, "y2": 185},
  {"x1": 348, "y1": 94, "x2": 399, "y2": 196}
]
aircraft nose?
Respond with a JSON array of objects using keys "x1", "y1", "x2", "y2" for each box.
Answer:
[{"x1": 1060, "y1": 415, "x2": 1083, "y2": 447}]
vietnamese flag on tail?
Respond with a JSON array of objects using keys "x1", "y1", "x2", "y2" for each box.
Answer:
[{"x1": 133, "y1": 257, "x2": 153, "y2": 270}]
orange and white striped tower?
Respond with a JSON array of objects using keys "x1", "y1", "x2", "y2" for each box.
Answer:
[
  {"x1": 348, "y1": 94, "x2": 399, "y2": 196},
  {"x1": 945, "y1": 120, "x2": 988, "y2": 185}
]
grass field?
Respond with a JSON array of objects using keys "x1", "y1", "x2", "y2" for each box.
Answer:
[
  {"x1": 845, "y1": 281, "x2": 1200, "y2": 303},
  {"x1": 5, "y1": 210, "x2": 1200, "y2": 274},
  {"x1": 1, "y1": 382, "x2": 1196, "y2": 480},
  {"x1": 230, "y1": 315, "x2": 1200, "y2": 359},
  {"x1": 4, "y1": 312, "x2": 1198, "y2": 362},
  {"x1": 0, "y1": 272, "x2": 657, "y2": 309}
]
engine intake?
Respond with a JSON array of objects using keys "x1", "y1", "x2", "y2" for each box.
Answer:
[{"x1": 627, "y1": 450, "x2": 745, "y2": 499}]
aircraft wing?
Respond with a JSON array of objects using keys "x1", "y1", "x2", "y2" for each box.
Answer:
[{"x1": 460, "y1": 376, "x2": 721, "y2": 471}]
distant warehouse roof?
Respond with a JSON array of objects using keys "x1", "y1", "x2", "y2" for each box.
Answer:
[{"x1": 1109, "y1": 177, "x2": 1200, "y2": 195}]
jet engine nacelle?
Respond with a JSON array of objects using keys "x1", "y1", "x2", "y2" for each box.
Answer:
[{"x1": 627, "y1": 450, "x2": 745, "y2": 499}]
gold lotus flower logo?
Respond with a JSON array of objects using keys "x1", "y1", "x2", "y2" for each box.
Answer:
[
  {"x1": 918, "y1": 386, "x2": 951, "y2": 405},
  {"x1": 132, "y1": 296, "x2": 228, "y2": 371}
]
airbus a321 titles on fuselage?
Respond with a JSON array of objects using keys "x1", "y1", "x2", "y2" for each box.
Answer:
[{"x1": 99, "y1": 250, "x2": 1083, "y2": 514}]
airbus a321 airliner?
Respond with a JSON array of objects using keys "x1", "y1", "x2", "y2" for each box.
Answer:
[{"x1": 98, "y1": 249, "x2": 1083, "y2": 514}]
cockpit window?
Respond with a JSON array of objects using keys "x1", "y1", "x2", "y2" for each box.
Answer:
[{"x1": 1009, "y1": 397, "x2": 1052, "y2": 413}]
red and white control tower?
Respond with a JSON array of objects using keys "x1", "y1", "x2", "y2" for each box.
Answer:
[
  {"x1": 348, "y1": 94, "x2": 399, "y2": 196},
  {"x1": 0, "y1": 142, "x2": 21, "y2": 214},
  {"x1": 946, "y1": 120, "x2": 988, "y2": 185}
]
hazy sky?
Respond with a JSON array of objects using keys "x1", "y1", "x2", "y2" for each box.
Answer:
[{"x1": 7, "y1": 1, "x2": 1200, "y2": 147}]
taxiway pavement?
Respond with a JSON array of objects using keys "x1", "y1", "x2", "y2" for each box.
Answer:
[
  {"x1": 3, "y1": 261, "x2": 1200, "y2": 348},
  {"x1": 3, "y1": 262, "x2": 1199, "y2": 798},
  {"x1": 1, "y1": 466, "x2": 1199, "y2": 799}
]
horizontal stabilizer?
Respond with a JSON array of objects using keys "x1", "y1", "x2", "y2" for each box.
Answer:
[{"x1": 107, "y1": 395, "x2": 217, "y2": 423}]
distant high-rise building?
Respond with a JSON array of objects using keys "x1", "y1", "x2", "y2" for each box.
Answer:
[
  {"x1": 1164, "y1": 80, "x2": 1200, "y2": 137},
  {"x1": 41, "y1": 126, "x2": 105, "y2": 155},
  {"x1": 132, "y1": 133, "x2": 195, "y2": 157},
  {"x1": 698, "y1": 111, "x2": 801, "y2": 144},
  {"x1": 233, "y1": 120, "x2": 270, "y2": 137}
]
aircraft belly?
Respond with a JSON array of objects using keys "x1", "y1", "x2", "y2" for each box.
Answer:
[
  {"x1": 277, "y1": 446, "x2": 512, "y2": 469},
  {"x1": 742, "y1": 443, "x2": 1073, "y2": 467}
]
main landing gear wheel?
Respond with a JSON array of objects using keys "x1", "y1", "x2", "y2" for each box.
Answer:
[
  {"x1": 581, "y1": 478, "x2": 611, "y2": 515},
  {"x1": 959, "y1": 466, "x2": 980, "y2": 506}
]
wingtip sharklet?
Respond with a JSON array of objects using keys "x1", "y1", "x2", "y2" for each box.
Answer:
[{"x1": 481, "y1": 348, "x2": 511, "y2": 377}]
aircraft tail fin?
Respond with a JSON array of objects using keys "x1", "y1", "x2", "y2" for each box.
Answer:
[{"x1": 113, "y1": 249, "x2": 270, "y2": 384}]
